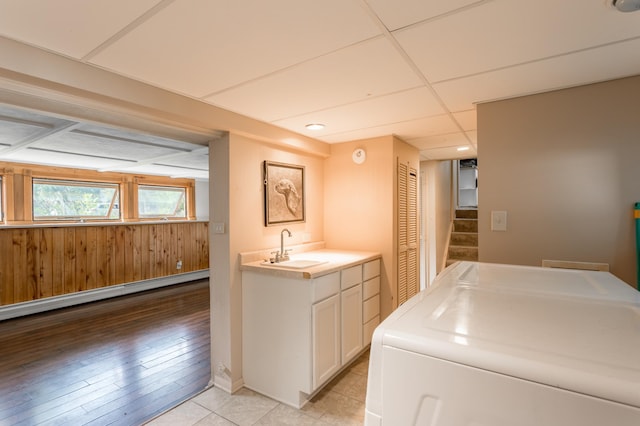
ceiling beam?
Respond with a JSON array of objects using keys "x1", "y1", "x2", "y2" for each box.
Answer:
[{"x1": 0, "y1": 121, "x2": 81, "y2": 156}]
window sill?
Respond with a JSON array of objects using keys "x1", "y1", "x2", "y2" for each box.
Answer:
[{"x1": 0, "y1": 218, "x2": 208, "y2": 229}]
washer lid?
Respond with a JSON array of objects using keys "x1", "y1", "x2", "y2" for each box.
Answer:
[{"x1": 380, "y1": 262, "x2": 640, "y2": 408}]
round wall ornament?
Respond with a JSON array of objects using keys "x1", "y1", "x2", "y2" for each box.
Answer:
[{"x1": 352, "y1": 148, "x2": 366, "y2": 164}]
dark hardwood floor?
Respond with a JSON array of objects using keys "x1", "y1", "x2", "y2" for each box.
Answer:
[{"x1": 0, "y1": 279, "x2": 210, "y2": 426}]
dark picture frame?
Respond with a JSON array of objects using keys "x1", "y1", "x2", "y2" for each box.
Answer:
[{"x1": 263, "y1": 161, "x2": 305, "y2": 226}]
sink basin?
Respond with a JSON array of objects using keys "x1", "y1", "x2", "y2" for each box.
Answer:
[{"x1": 261, "y1": 259, "x2": 328, "y2": 269}]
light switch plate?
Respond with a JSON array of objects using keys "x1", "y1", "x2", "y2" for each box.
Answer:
[
  {"x1": 491, "y1": 211, "x2": 507, "y2": 231},
  {"x1": 213, "y1": 222, "x2": 225, "y2": 234}
]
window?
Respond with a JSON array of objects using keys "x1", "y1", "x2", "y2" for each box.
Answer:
[
  {"x1": 32, "y1": 179, "x2": 120, "y2": 221},
  {"x1": 0, "y1": 161, "x2": 196, "y2": 225},
  {"x1": 138, "y1": 185, "x2": 186, "y2": 219}
]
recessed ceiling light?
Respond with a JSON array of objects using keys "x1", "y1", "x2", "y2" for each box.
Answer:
[
  {"x1": 457, "y1": 146, "x2": 470, "y2": 152},
  {"x1": 305, "y1": 123, "x2": 325, "y2": 130}
]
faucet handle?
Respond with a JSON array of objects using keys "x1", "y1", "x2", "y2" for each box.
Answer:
[{"x1": 271, "y1": 251, "x2": 280, "y2": 263}]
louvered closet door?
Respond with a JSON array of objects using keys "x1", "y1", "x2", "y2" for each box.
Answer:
[
  {"x1": 397, "y1": 161, "x2": 419, "y2": 306},
  {"x1": 407, "y1": 167, "x2": 418, "y2": 299}
]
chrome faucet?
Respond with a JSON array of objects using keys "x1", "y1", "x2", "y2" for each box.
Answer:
[{"x1": 279, "y1": 228, "x2": 292, "y2": 262}]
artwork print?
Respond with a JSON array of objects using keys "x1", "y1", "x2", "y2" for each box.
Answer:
[{"x1": 263, "y1": 161, "x2": 305, "y2": 226}]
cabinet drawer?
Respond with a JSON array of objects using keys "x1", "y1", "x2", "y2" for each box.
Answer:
[
  {"x1": 363, "y1": 259, "x2": 380, "y2": 281},
  {"x1": 363, "y1": 276, "x2": 380, "y2": 300},
  {"x1": 341, "y1": 265, "x2": 362, "y2": 290},
  {"x1": 363, "y1": 315, "x2": 380, "y2": 347},
  {"x1": 363, "y1": 294, "x2": 380, "y2": 323},
  {"x1": 312, "y1": 272, "x2": 340, "y2": 303}
]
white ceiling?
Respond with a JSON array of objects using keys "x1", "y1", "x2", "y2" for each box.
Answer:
[{"x1": 0, "y1": 0, "x2": 639, "y2": 178}]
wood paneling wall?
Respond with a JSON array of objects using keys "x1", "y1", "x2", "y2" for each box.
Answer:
[{"x1": 0, "y1": 221, "x2": 209, "y2": 306}]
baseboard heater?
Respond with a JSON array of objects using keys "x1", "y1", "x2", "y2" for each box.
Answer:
[{"x1": 0, "y1": 270, "x2": 210, "y2": 321}]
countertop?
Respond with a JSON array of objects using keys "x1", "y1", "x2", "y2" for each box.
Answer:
[{"x1": 240, "y1": 248, "x2": 381, "y2": 279}]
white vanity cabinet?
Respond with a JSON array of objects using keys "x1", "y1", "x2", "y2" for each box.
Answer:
[
  {"x1": 362, "y1": 259, "x2": 381, "y2": 346},
  {"x1": 242, "y1": 253, "x2": 381, "y2": 409},
  {"x1": 340, "y1": 265, "x2": 363, "y2": 364}
]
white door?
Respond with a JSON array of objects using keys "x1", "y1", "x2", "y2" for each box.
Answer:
[
  {"x1": 341, "y1": 283, "x2": 363, "y2": 364},
  {"x1": 312, "y1": 294, "x2": 340, "y2": 389}
]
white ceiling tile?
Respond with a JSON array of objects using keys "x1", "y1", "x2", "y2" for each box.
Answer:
[
  {"x1": 0, "y1": 120, "x2": 49, "y2": 147},
  {"x1": 208, "y1": 37, "x2": 423, "y2": 122},
  {"x1": 7, "y1": 148, "x2": 133, "y2": 170},
  {"x1": 76, "y1": 124, "x2": 203, "y2": 151},
  {"x1": 452, "y1": 110, "x2": 477, "y2": 131},
  {"x1": 0, "y1": 0, "x2": 161, "y2": 58},
  {"x1": 466, "y1": 130, "x2": 478, "y2": 146},
  {"x1": 320, "y1": 113, "x2": 460, "y2": 144},
  {"x1": 158, "y1": 154, "x2": 209, "y2": 170},
  {"x1": 366, "y1": 0, "x2": 484, "y2": 31},
  {"x1": 0, "y1": 105, "x2": 73, "y2": 147},
  {"x1": 0, "y1": 104, "x2": 209, "y2": 179},
  {"x1": 433, "y1": 38, "x2": 640, "y2": 111},
  {"x1": 43, "y1": 131, "x2": 181, "y2": 161},
  {"x1": 0, "y1": 104, "x2": 70, "y2": 127},
  {"x1": 90, "y1": 0, "x2": 381, "y2": 97},
  {"x1": 407, "y1": 132, "x2": 471, "y2": 150},
  {"x1": 395, "y1": 0, "x2": 640, "y2": 83},
  {"x1": 319, "y1": 127, "x2": 390, "y2": 144},
  {"x1": 389, "y1": 114, "x2": 462, "y2": 140},
  {"x1": 272, "y1": 87, "x2": 445, "y2": 138},
  {"x1": 420, "y1": 143, "x2": 477, "y2": 161}
]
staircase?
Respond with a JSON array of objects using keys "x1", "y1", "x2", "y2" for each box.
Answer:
[{"x1": 446, "y1": 209, "x2": 478, "y2": 266}]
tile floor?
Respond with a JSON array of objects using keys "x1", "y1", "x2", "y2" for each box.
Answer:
[{"x1": 146, "y1": 351, "x2": 370, "y2": 426}]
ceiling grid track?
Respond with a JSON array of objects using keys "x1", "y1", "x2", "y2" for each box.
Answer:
[{"x1": 357, "y1": 0, "x2": 474, "y2": 146}]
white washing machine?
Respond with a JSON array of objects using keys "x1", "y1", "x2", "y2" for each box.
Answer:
[{"x1": 365, "y1": 261, "x2": 640, "y2": 425}]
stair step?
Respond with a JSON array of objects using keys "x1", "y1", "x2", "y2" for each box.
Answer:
[
  {"x1": 456, "y1": 209, "x2": 478, "y2": 219},
  {"x1": 446, "y1": 259, "x2": 459, "y2": 267},
  {"x1": 451, "y1": 232, "x2": 478, "y2": 247},
  {"x1": 448, "y1": 245, "x2": 478, "y2": 261},
  {"x1": 453, "y1": 219, "x2": 478, "y2": 233}
]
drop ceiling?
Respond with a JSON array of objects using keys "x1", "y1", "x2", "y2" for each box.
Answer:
[
  {"x1": 0, "y1": 104, "x2": 212, "y2": 179},
  {"x1": 0, "y1": 0, "x2": 639, "y2": 178}
]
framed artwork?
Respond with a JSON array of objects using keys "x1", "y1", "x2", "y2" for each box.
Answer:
[{"x1": 263, "y1": 161, "x2": 305, "y2": 226}]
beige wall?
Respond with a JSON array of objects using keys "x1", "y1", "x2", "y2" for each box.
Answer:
[
  {"x1": 324, "y1": 137, "x2": 394, "y2": 317},
  {"x1": 324, "y1": 136, "x2": 419, "y2": 319},
  {"x1": 421, "y1": 160, "x2": 453, "y2": 280},
  {"x1": 434, "y1": 161, "x2": 453, "y2": 274},
  {"x1": 478, "y1": 75, "x2": 640, "y2": 286},
  {"x1": 211, "y1": 132, "x2": 326, "y2": 391}
]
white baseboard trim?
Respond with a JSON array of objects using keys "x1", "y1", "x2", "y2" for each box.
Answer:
[
  {"x1": 0, "y1": 270, "x2": 210, "y2": 321},
  {"x1": 212, "y1": 375, "x2": 233, "y2": 393},
  {"x1": 212, "y1": 374, "x2": 244, "y2": 395}
]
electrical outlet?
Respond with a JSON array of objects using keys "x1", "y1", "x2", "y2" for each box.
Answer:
[{"x1": 176, "y1": 260, "x2": 183, "y2": 270}]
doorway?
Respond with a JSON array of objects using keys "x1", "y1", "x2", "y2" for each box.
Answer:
[{"x1": 458, "y1": 158, "x2": 478, "y2": 208}]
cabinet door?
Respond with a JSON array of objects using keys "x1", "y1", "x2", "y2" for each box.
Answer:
[
  {"x1": 341, "y1": 283, "x2": 363, "y2": 364},
  {"x1": 312, "y1": 293, "x2": 340, "y2": 389}
]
